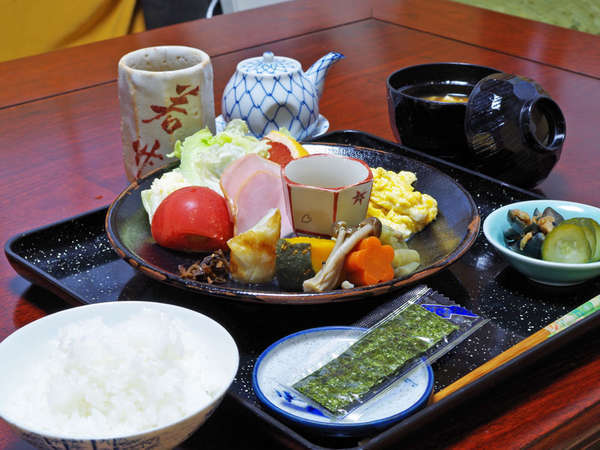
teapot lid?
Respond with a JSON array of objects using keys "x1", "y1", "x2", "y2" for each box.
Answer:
[{"x1": 237, "y1": 52, "x2": 301, "y2": 76}]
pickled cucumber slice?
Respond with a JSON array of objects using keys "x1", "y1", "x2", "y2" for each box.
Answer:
[
  {"x1": 563, "y1": 218, "x2": 597, "y2": 259},
  {"x1": 591, "y1": 220, "x2": 600, "y2": 261},
  {"x1": 541, "y1": 223, "x2": 591, "y2": 263}
]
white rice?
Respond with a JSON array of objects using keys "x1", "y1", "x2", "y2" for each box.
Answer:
[{"x1": 4, "y1": 308, "x2": 222, "y2": 437}]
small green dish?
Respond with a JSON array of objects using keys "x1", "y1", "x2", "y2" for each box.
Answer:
[{"x1": 483, "y1": 200, "x2": 600, "y2": 286}]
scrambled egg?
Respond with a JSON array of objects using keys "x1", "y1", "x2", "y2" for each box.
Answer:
[{"x1": 368, "y1": 167, "x2": 438, "y2": 240}]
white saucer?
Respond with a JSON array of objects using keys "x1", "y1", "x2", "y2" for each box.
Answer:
[
  {"x1": 252, "y1": 326, "x2": 433, "y2": 437},
  {"x1": 215, "y1": 114, "x2": 329, "y2": 140}
]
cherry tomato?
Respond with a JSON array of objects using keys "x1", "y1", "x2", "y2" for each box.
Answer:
[{"x1": 151, "y1": 186, "x2": 233, "y2": 252}]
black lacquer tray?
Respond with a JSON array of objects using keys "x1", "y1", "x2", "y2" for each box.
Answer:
[{"x1": 5, "y1": 131, "x2": 600, "y2": 449}]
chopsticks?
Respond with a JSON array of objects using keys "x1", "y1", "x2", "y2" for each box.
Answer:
[{"x1": 432, "y1": 295, "x2": 600, "y2": 403}]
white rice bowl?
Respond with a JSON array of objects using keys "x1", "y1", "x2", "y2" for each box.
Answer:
[{"x1": 0, "y1": 301, "x2": 239, "y2": 450}]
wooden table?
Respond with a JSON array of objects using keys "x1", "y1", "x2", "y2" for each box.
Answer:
[{"x1": 1, "y1": 0, "x2": 599, "y2": 448}]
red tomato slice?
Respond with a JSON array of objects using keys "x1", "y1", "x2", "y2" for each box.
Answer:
[{"x1": 151, "y1": 186, "x2": 233, "y2": 252}]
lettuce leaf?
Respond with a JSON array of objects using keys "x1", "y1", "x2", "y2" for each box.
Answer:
[
  {"x1": 141, "y1": 119, "x2": 270, "y2": 222},
  {"x1": 174, "y1": 119, "x2": 269, "y2": 194}
]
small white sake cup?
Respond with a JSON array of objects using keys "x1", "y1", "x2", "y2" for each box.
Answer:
[{"x1": 282, "y1": 154, "x2": 373, "y2": 236}]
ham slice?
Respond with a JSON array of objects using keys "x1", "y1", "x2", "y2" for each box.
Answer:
[{"x1": 220, "y1": 154, "x2": 293, "y2": 236}]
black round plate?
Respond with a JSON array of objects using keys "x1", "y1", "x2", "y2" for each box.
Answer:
[{"x1": 105, "y1": 143, "x2": 479, "y2": 304}]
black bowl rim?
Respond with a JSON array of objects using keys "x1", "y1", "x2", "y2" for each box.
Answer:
[{"x1": 386, "y1": 62, "x2": 502, "y2": 97}]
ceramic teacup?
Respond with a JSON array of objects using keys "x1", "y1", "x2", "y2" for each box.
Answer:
[
  {"x1": 282, "y1": 154, "x2": 373, "y2": 236},
  {"x1": 118, "y1": 46, "x2": 216, "y2": 181}
]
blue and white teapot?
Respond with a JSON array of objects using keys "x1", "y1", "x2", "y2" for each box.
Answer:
[{"x1": 221, "y1": 51, "x2": 344, "y2": 140}]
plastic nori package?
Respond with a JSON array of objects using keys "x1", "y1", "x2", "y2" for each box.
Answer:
[{"x1": 283, "y1": 285, "x2": 489, "y2": 419}]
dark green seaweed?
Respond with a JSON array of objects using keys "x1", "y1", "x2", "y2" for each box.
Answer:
[{"x1": 292, "y1": 304, "x2": 458, "y2": 415}]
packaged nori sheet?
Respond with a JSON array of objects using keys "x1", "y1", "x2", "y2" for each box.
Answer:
[{"x1": 290, "y1": 285, "x2": 489, "y2": 417}]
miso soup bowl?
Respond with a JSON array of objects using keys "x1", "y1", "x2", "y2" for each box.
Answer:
[
  {"x1": 387, "y1": 62, "x2": 566, "y2": 189},
  {"x1": 282, "y1": 154, "x2": 373, "y2": 236},
  {"x1": 387, "y1": 62, "x2": 500, "y2": 163}
]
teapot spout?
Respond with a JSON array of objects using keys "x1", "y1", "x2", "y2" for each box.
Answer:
[{"x1": 305, "y1": 52, "x2": 344, "y2": 101}]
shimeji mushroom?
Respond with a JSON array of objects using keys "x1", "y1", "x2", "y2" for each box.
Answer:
[{"x1": 303, "y1": 217, "x2": 382, "y2": 292}]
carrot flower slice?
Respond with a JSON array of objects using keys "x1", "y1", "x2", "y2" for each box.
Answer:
[{"x1": 343, "y1": 236, "x2": 395, "y2": 286}]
